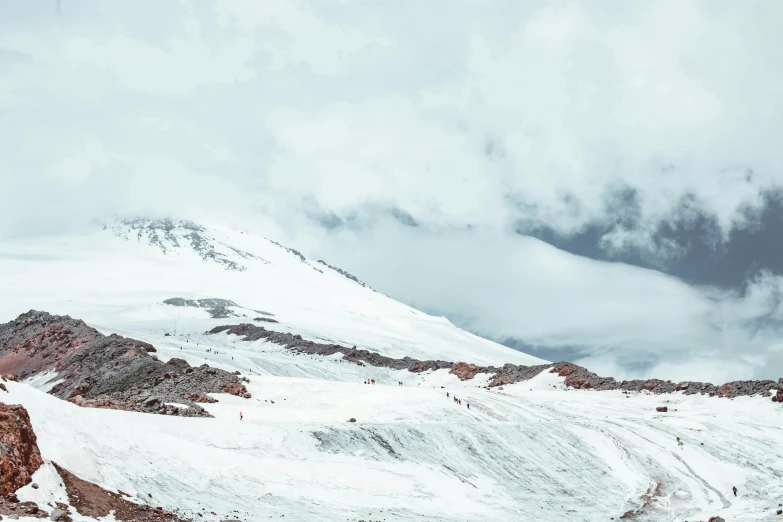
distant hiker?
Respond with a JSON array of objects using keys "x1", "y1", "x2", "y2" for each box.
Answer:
[
  {"x1": 467, "y1": 403, "x2": 470, "y2": 410},
  {"x1": 458, "y1": 399, "x2": 461, "y2": 405},
  {"x1": 676, "y1": 437, "x2": 683, "y2": 447},
  {"x1": 732, "y1": 486, "x2": 737, "y2": 497},
  {"x1": 446, "y1": 392, "x2": 449, "y2": 398},
  {"x1": 240, "y1": 411, "x2": 243, "y2": 421}
]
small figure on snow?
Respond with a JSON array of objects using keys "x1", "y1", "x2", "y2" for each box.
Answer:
[
  {"x1": 446, "y1": 392, "x2": 449, "y2": 398},
  {"x1": 240, "y1": 411, "x2": 243, "y2": 421},
  {"x1": 732, "y1": 486, "x2": 737, "y2": 497}
]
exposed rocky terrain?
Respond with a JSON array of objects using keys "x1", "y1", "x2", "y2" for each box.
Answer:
[
  {"x1": 316, "y1": 259, "x2": 370, "y2": 288},
  {"x1": 163, "y1": 297, "x2": 274, "y2": 320},
  {"x1": 0, "y1": 311, "x2": 250, "y2": 417},
  {"x1": 0, "y1": 401, "x2": 43, "y2": 495},
  {"x1": 109, "y1": 218, "x2": 266, "y2": 272},
  {"x1": 211, "y1": 322, "x2": 783, "y2": 400},
  {"x1": 53, "y1": 463, "x2": 190, "y2": 522}
]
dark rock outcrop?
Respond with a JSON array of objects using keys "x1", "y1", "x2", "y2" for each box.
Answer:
[
  {"x1": 0, "y1": 403, "x2": 43, "y2": 495},
  {"x1": 211, "y1": 323, "x2": 782, "y2": 401},
  {"x1": 316, "y1": 260, "x2": 370, "y2": 288},
  {"x1": 0, "y1": 311, "x2": 250, "y2": 417},
  {"x1": 656, "y1": 406, "x2": 668, "y2": 412},
  {"x1": 209, "y1": 323, "x2": 450, "y2": 373}
]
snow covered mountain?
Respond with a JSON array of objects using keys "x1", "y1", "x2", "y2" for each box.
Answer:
[
  {"x1": 0, "y1": 218, "x2": 781, "y2": 522},
  {"x1": 0, "y1": 218, "x2": 544, "y2": 367}
]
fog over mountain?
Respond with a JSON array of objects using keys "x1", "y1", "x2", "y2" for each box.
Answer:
[{"x1": 3, "y1": 1, "x2": 783, "y2": 381}]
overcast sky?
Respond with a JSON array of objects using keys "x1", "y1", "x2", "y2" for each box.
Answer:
[{"x1": 2, "y1": 1, "x2": 783, "y2": 382}]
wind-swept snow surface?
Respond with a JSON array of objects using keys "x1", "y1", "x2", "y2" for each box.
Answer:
[{"x1": 5, "y1": 370, "x2": 782, "y2": 521}]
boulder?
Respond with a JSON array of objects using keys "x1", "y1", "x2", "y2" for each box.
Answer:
[
  {"x1": 0, "y1": 404, "x2": 44, "y2": 495},
  {"x1": 708, "y1": 517, "x2": 726, "y2": 522},
  {"x1": 348, "y1": 418, "x2": 356, "y2": 423},
  {"x1": 449, "y1": 362, "x2": 483, "y2": 381},
  {"x1": 656, "y1": 406, "x2": 668, "y2": 412}
]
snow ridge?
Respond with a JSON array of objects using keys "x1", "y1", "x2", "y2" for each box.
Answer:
[{"x1": 108, "y1": 218, "x2": 267, "y2": 271}]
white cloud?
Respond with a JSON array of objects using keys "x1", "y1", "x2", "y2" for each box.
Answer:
[
  {"x1": 310, "y1": 220, "x2": 783, "y2": 381},
  {"x1": 1, "y1": 0, "x2": 783, "y2": 381}
]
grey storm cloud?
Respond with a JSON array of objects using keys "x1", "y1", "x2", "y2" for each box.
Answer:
[{"x1": 2, "y1": 0, "x2": 783, "y2": 381}]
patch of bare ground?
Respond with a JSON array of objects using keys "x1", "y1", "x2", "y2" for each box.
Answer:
[{"x1": 52, "y1": 462, "x2": 191, "y2": 522}]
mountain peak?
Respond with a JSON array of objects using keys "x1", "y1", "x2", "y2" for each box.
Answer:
[{"x1": 105, "y1": 217, "x2": 264, "y2": 272}]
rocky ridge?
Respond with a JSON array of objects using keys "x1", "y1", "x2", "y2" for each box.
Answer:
[
  {"x1": 316, "y1": 259, "x2": 370, "y2": 289},
  {"x1": 0, "y1": 311, "x2": 250, "y2": 417},
  {"x1": 210, "y1": 323, "x2": 783, "y2": 400}
]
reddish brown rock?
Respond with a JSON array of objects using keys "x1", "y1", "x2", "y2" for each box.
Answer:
[
  {"x1": 0, "y1": 403, "x2": 44, "y2": 495},
  {"x1": 449, "y1": 362, "x2": 483, "y2": 381},
  {"x1": 52, "y1": 463, "x2": 189, "y2": 522},
  {"x1": 718, "y1": 383, "x2": 737, "y2": 398},
  {"x1": 187, "y1": 393, "x2": 217, "y2": 403},
  {"x1": 222, "y1": 382, "x2": 250, "y2": 398},
  {"x1": 772, "y1": 389, "x2": 783, "y2": 403},
  {"x1": 656, "y1": 406, "x2": 668, "y2": 412}
]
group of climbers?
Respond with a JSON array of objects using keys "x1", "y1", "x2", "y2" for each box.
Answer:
[
  {"x1": 364, "y1": 379, "x2": 376, "y2": 385},
  {"x1": 448, "y1": 392, "x2": 470, "y2": 410}
]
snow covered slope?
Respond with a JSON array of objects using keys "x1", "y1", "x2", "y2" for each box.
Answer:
[
  {"x1": 2, "y1": 218, "x2": 781, "y2": 522},
  {"x1": 0, "y1": 218, "x2": 544, "y2": 367},
  {"x1": 6, "y1": 368, "x2": 782, "y2": 521}
]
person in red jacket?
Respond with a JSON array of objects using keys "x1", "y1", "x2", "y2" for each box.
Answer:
[{"x1": 240, "y1": 411, "x2": 243, "y2": 421}]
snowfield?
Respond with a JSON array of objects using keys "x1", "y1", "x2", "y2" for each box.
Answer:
[
  {"x1": 2, "y1": 219, "x2": 782, "y2": 521},
  {"x1": 7, "y1": 367, "x2": 783, "y2": 521}
]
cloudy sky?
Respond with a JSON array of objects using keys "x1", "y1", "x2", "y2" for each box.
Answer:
[{"x1": 2, "y1": 0, "x2": 783, "y2": 382}]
